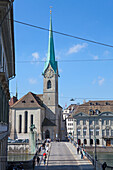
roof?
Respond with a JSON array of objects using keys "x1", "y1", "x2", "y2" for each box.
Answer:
[
  {"x1": 42, "y1": 117, "x2": 56, "y2": 126},
  {"x1": 9, "y1": 96, "x2": 18, "y2": 106},
  {"x1": 42, "y1": 15, "x2": 57, "y2": 74},
  {"x1": 10, "y1": 92, "x2": 44, "y2": 109},
  {"x1": 73, "y1": 100, "x2": 113, "y2": 116}
]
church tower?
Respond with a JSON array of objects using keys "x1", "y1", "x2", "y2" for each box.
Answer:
[{"x1": 42, "y1": 13, "x2": 59, "y2": 123}]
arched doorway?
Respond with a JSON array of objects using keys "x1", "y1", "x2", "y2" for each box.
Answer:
[
  {"x1": 84, "y1": 139, "x2": 87, "y2": 145},
  {"x1": 45, "y1": 130, "x2": 50, "y2": 139},
  {"x1": 90, "y1": 139, "x2": 93, "y2": 145},
  {"x1": 78, "y1": 139, "x2": 81, "y2": 145}
]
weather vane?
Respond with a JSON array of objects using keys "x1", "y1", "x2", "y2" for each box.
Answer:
[{"x1": 50, "y1": 6, "x2": 53, "y2": 14}]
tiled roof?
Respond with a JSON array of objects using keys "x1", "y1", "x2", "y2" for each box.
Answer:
[
  {"x1": 73, "y1": 100, "x2": 113, "y2": 116},
  {"x1": 10, "y1": 92, "x2": 44, "y2": 109}
]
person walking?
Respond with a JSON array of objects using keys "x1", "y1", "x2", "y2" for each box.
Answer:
[
  {"x1": 81, "y1": 150, "x2": 83, "y2": 159},
  {"x1": 37, "y1": 156, "x2": 40, "y2": 165}
]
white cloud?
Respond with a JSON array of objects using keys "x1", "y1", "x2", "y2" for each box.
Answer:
[
  {"x1": 92, "y1": 79, "x2": 96, "y2": 85},
  {"x1": 32, "y1": 52, "x2": 39, "y2": 61},
  {"x1": 104, "y1": 50, "x2": 110, "y2": 56},
  {"x1": 98, "y1": 77, "x2": 105, "y2": 86},
  {"x1": 28, "y1": 78, "x2": 37, "y2": 84},
  {"x1": 67, "y1": 43, "x2": 87, "y2": 55},
  {"x1": 93, "y1": 55, "x2": 98, "y2": 60}
]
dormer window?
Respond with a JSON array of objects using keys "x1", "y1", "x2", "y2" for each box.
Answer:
[
  {"x1": 106, "y1": 102, "x2": 110, "y2": 105},
  {"x1": 31, "y1": 100, "x2": 34, "y2": 103},
  {"x1": 89, "y1": 109, "x2": 94, "y2": 115},
  {"x1": 47, "y1": 80, "x2": 51, "y2": 89},
  {"x1": 22, "y1": 100, "x2": 26, "y2": 103},
  {"x1": 95, "y1": 109, "x2": 100, "y2": 115}
]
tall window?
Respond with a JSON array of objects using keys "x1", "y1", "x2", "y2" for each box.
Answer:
[
  {"x1": 47, "y1": 80, "x2": 51, "y2": 89},
  {"x1": 83, "y1": 128, "x2": 87, "y2": 136},
  {"x1": 19, "y1": 115, "x2": 22, "y2": 133},
  {"x1": 77, "y1": 128, "x2": 81, "y2": 136},
  {"x1": 83, "y1": 120, "x2": 86, "y2": 125},
  {"x1": 95, "y1": 120, "x2": 99, "y2": 125},
  {"x1": 96, "y1": 128, "x2": 99, "y2": 136},
  {"x1": 77, "y1": 120, "x2": 80, "y2": 125},
  {"x1": 24, "y1": 111, "x2": 28, "y2": 133},
  {"x1": 31, "y1": 115, "x2": 33, "y2": 126},
  {"x1": 106, "y1": 120, "x2": 109, "y2": 125},
  {"x1": 102, "y1": 130, "x2": 105, "y2": 136},
  {"x1": 90, "y1": 129, "x2": 93, "y2": 136},
  {"x1": 106, "y1": 129, "x2": 109, "y2": 136}
]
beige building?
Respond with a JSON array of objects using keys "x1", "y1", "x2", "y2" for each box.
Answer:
[
  {"x1": 73, "y1": 100, "x2": 113, "y2": 146},
  {"x1": 9, "y1": 15, "x2": 65, "y2": 141},
  {"x1": 0, "y1": 0, "x2": 15, "y2": 169}
]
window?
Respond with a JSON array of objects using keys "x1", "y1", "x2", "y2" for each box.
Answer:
[
  {"x1": 83, "y1": 128, "x2": 87, "y2": 136},
  {"x1": 24, "y1": 111, "x2": 28, "y2": 133},
  {"x1": 111, "y1": 120, "x2": 113, "y2": 125},
  {"x1": 95, "y1": 120, "x2": 99, "y2": 125},
  {"x1": 111, "y1": 130, "x2": 113, "y2": 136},
  {"x1": 102, "y1": 120, "x2": 105, "y2": 125},
  {"x1": 77, "y1": 128, "x2": 81, "y2": 136},
  {"x1": 77, "y1": 120, "x2": 80, "y2": 125},
  {"x1": 84, "y1": 139, "x2": 87, "y2": 145},
  {"x1": 19, "y1": 115, "x2": 22, "y2": 133},
  {"x1": 31, "y1": 115, "x2": 33, "y2": 126},
  {"x1": 106, "y1": 120, "x2": 109, "y2": 125},
  {"x1": 96, "y1": 139, "x2": 99, "y2": 145},
  {"x1": 106, "y1": 129, "x2": 109, "y2": 136},
  {"x1": 90, "y1": 139, "x2": 93, "y2": 145},
  {"x1": 47, "y1": 80, "x2": 51, "y2": 89},
  {"x1": 89, "y1": 109, "x2": 94, "y2": 115},
  {"x1": 96, "y1": 128, "x2": 99, "y2": 136},
  {"x1": 95, "y1": 109, "x2": 100, "y2": 115},
  {"x1": 90, "y1": 129, "x2": 93, "y2": 136},
  {"x1": 83, "y1": 120, "x2": 86, "y2": 125},
  {"x1": 102, "y1": 130, "x2": 105, "y2": 136}
]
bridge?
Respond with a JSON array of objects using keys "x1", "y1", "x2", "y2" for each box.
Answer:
[{"x1": 35, "y1": 142, "x2": 95, "y2": 170}]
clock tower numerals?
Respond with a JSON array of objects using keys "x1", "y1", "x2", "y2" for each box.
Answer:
[{"x1": 44, "y1": 68, "x2": 54, "y2": 78}]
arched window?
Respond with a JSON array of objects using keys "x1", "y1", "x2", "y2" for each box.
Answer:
[
  {"x1": 96, "y1": 139, "x2": 100, "y2": 145},
  {"x1": 90, "y1": 139, "x2": 93, "y2": 145},
  {"x1": 19, "y1": 115, "x2": 22, "y2": 133},
  {"x1": 31, "y1": 114, "x2": 33, "y2": 126},
  {"x1": 84, "y1": 139, "x2": 87, "y2": 145},
  {"x1": 24, "y1": 111, "x2": 28, "y2": 133},
  {"x1": 47, "y1": 80, "x2": 51, "y2": 89}
]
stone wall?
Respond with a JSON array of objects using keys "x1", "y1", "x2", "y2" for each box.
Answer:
[{"x1": 8, "y1": 143, "x2": 29, "y2": 154}]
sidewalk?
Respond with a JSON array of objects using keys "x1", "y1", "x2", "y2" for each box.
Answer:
[{"x1": 66, "y1": 142, "x2": 95, "y2": 170}]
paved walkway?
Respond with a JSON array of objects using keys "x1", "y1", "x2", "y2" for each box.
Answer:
[{"x1": 35, "y1": 142, "x2": 95, "y2": 170}]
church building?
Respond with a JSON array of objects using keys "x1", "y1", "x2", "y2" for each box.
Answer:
[{"x1": 9, "y1": 14, "x2": 65, "y2": 141}]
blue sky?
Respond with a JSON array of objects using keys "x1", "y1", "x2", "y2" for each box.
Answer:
[{"x1": 10, "y1": 0, "x2": 113, "y2": 108}]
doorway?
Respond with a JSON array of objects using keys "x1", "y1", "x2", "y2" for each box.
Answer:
[
  {"x1": 45, "y1": 130, "x2": 50, "y2": 139},
  {"x1": 106, "y1": 139, "x2": 111, "y2": 146}
]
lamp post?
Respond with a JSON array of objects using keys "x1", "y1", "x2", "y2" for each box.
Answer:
[{"x1": 94, "y1": 117, "x2": 97, "y2": 168}]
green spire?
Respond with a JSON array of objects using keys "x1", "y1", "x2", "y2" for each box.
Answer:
[{"x1": 43, "y1": 14, "x2": 57, "y2": 75}]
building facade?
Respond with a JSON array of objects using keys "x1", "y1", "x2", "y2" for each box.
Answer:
[
  {"x1": 0, "y1": 1, "x2": 15, "y2": 169},
  {"x1": 73, "y1": 100, "x2": 113, "y2": 146},
  {"x1": 9, "y1": 14, "x2": 65, "y2": 142}
]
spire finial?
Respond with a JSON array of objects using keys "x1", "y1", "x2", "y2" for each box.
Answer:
[{"x1": 50, "y1": 6, "x2": 52, "y2": 14}]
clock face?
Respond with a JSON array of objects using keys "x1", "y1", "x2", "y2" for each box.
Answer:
[{"x1": 44, "y1": 68, "x2": 54, "y2": 78}]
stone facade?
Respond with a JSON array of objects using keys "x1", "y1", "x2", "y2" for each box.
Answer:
[
  {"x1": 73, "y1": 101, "x2": 113, "y2": 147},
  {"x1": 0, "y1": 1, "x2": 15, "y2": 169}
]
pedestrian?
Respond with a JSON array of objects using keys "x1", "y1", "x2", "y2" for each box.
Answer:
[
  {"x1": 77, "y1": 147, "x2": 79, "y2": 154},
  {"x1": 37, "y1": 156, "x2": 40, "y2": 165},
  {"x1": 81, "y1": 150, "x2": 83, "y2": 159},
  {"x1": 43, "y1": 155, "x2": 46, "y2": 166},
  {"x1": 102, "y1": 162, "x2": 107, "y2": 170},
  {"x1": 83, "y1": 149, "x2": 85, "y2": 159}
]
